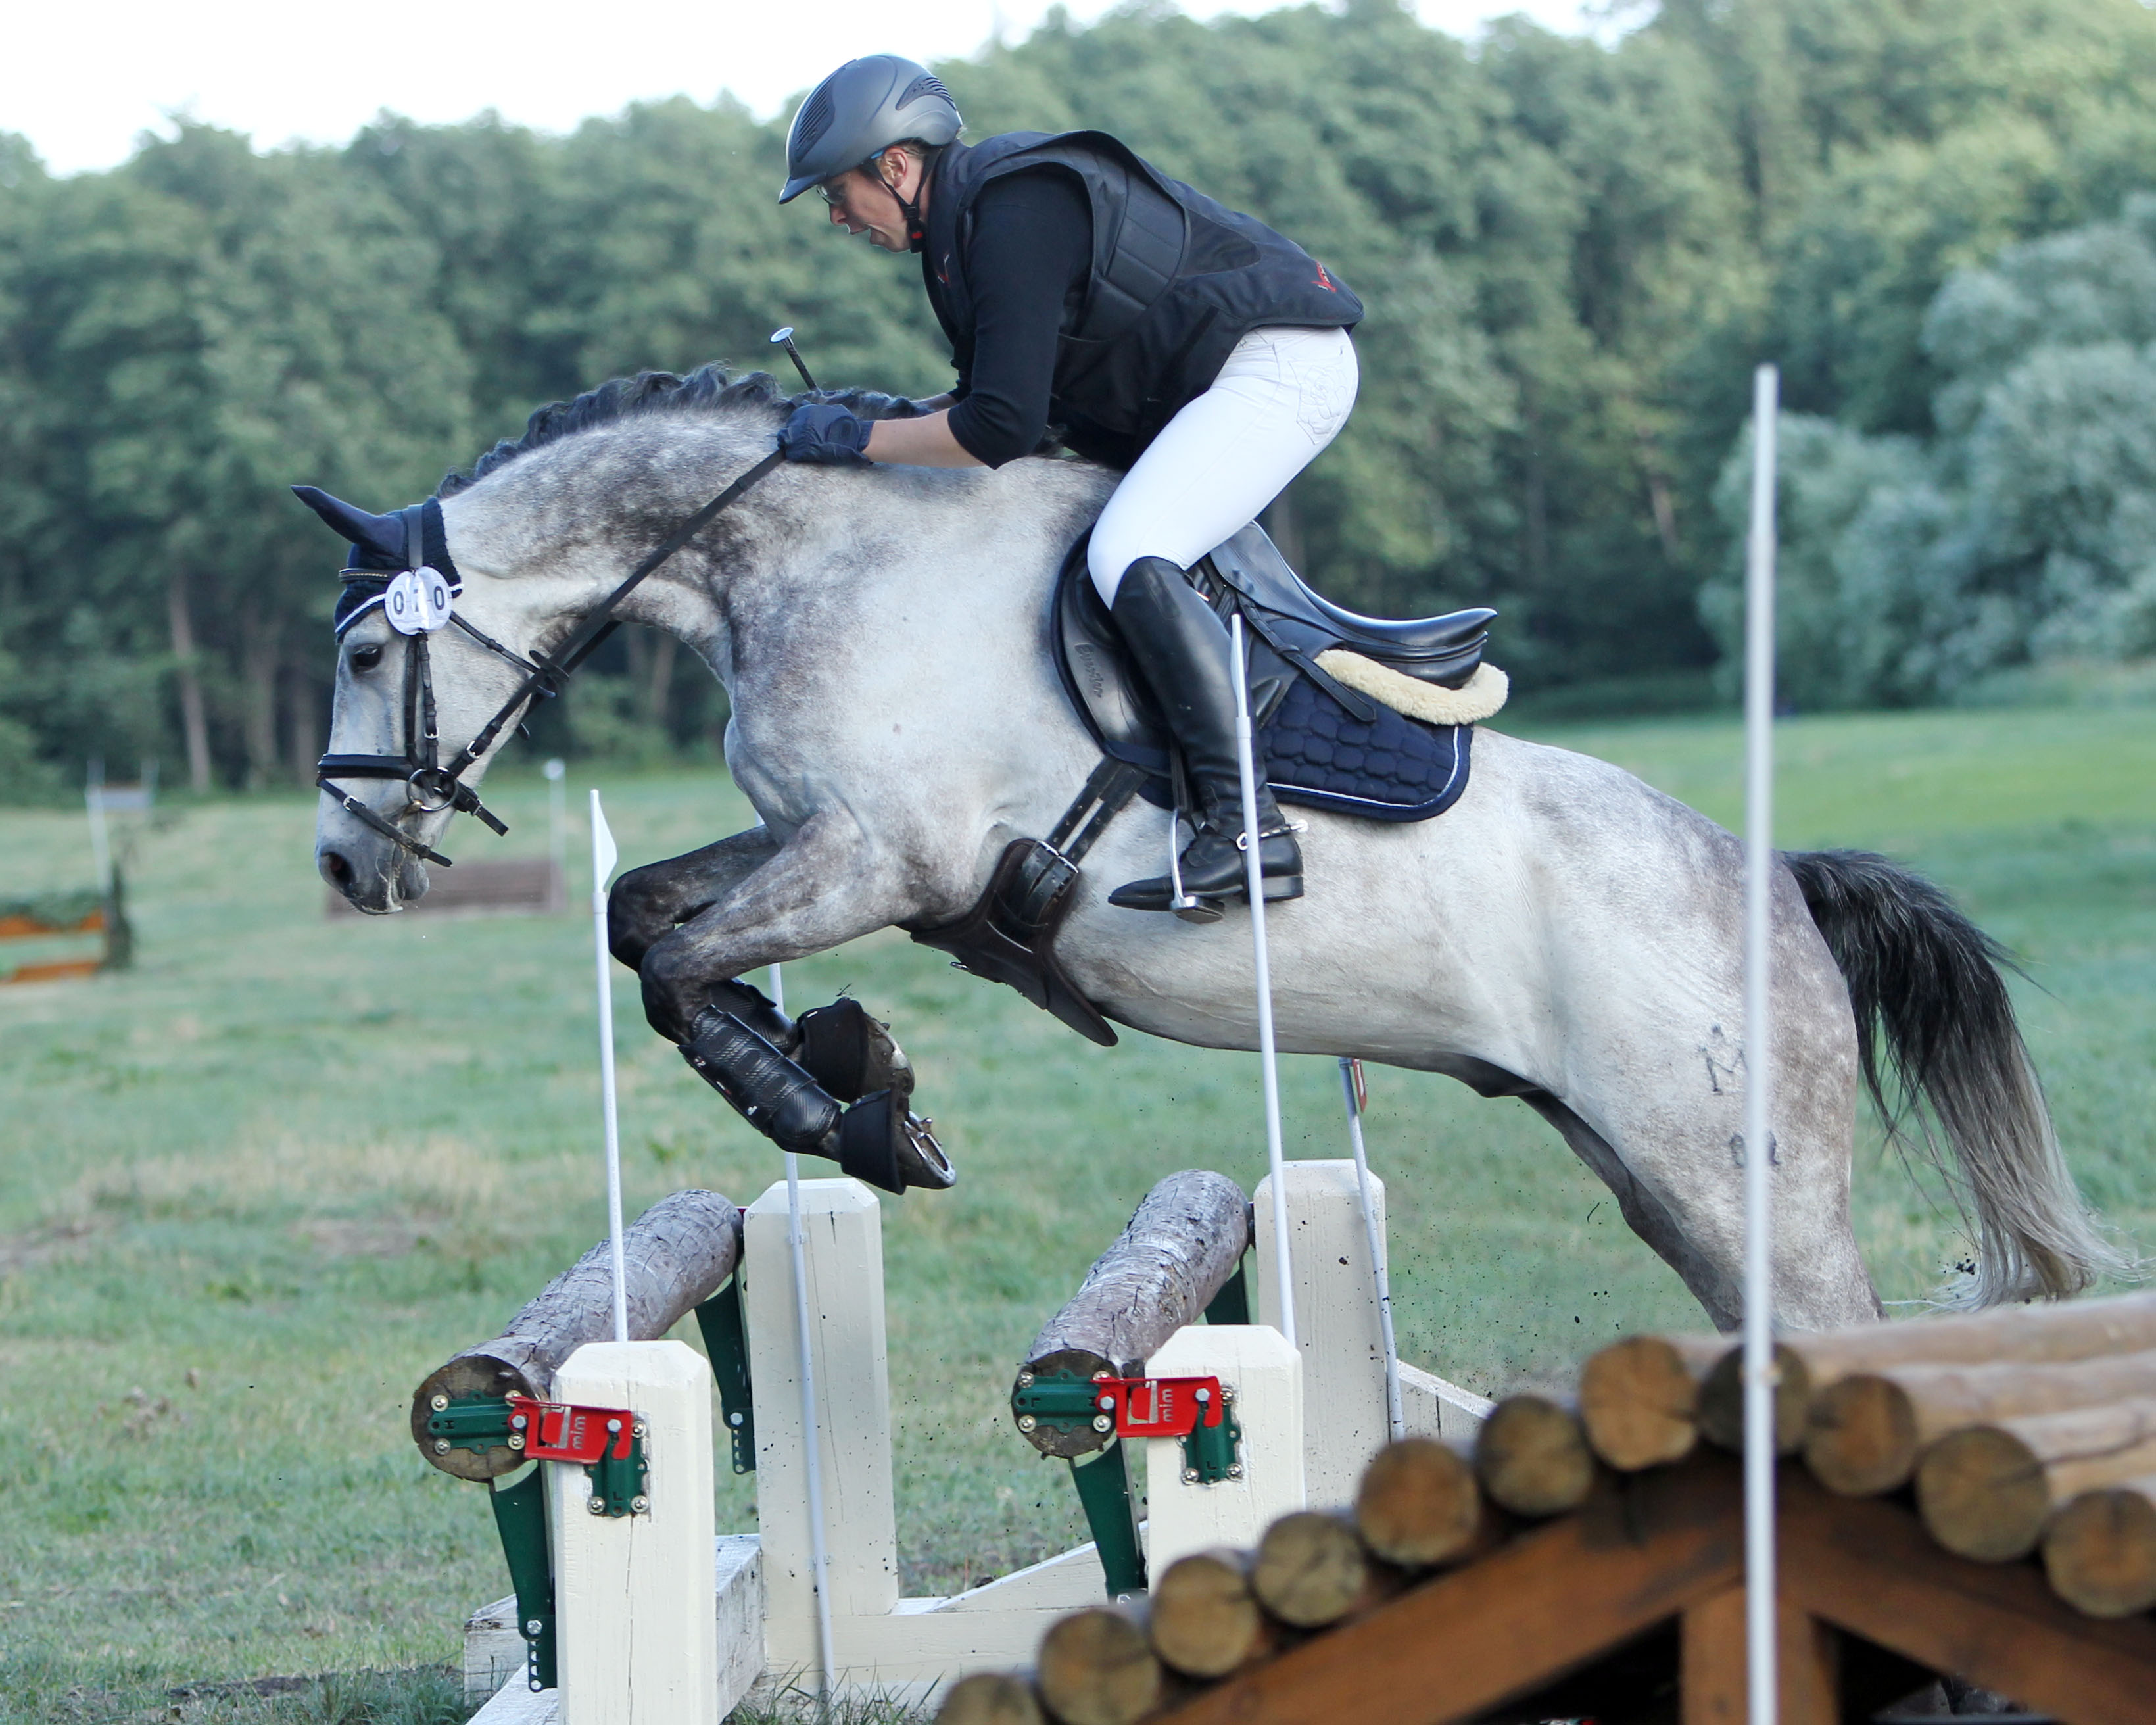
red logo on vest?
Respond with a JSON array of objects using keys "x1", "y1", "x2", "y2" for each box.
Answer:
[{"x1": 1314, "y1": 261, "x2": 1336, "y2": 291}]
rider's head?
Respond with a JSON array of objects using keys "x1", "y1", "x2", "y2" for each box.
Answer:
[{"x1": 779, "y1": 55, "x2": 961, "y2": 254}]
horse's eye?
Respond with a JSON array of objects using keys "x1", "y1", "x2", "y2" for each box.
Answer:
[{"x1": 350, "y1": 643, "x2": 385, "y2": 672}]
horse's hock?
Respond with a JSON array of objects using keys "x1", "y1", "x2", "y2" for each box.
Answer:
[
  {"x1": 433, "y1": 1161, "x2": 1489, "y2": 1720},
  {"x1": 950, "y1": 1292, "x2": 2156, "y2": 1725}
]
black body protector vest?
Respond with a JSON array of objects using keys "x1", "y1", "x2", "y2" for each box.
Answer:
[{"x1": 922, "y1": 131, "x2": 1364, "y2": 470}]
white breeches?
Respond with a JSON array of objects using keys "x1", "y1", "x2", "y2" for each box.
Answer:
[{"x1": 1086, "y1": 324, "x2": 1360, "y2": 604}]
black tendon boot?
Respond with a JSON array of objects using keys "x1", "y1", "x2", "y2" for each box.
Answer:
[
  {"x1": 682, "y1": 1004, "x2": 953, "y2": 1194},
  {"x1": 1105, "y1": 557, "x2": 1303, "y2": 912}
]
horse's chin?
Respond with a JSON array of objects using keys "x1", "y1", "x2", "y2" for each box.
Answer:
[{"x1": 318, "y1": 844, "x2": 431, "y2": 914}]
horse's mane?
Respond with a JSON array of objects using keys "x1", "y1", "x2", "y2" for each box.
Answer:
[{"x1": 437, "y1": 363, "x2": 919, "y2": 498}]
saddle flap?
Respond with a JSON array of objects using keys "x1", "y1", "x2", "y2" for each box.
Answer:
[{"x1": 1055, "y1": 537, "x2": 1172, "y2": 773}]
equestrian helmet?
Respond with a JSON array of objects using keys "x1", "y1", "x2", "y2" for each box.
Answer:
[{"x1": 779, "y1": 55, "x2": 961, "y2": 203}]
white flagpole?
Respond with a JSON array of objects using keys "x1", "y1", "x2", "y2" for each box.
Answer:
[
  {"x1": 1339, "y1": 1058, "x2": 1404, "y2": 1441},
  {"x1": 1231, "y1": 614, "x2": 1297, "y2": 1350},
  {"x1": 771, "y1": 963, "x2": 838, "y2": 1705},
  {"x1": 1742, "y1": 364, "x2": 1781, "y2": 1725},
  {"x1": 588, "y1": 791, "x2": 628, "y2": 1344}
]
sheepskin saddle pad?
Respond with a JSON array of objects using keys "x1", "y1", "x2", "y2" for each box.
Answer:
[{"x1": 1055, "y1": 523, "x2": 1508, "y2": 824}]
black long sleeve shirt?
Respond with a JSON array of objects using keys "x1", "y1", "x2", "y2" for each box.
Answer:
[{"x1": 936, "y1": 168, "x2": 1093, "y2": 468}]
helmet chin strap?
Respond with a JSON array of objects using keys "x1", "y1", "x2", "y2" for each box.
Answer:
[{"x1": 878, "y1": 155, "x2": 928, "y2": 253}]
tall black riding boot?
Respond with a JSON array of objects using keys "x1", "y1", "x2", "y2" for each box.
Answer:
[{"x1": 1105, "y1": 557, "x2": 1303, "y2": 913}]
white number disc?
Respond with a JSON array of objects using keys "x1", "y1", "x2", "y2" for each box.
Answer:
[{"x1": 385, "y1": 566, "x2": 454, "y2": 635}]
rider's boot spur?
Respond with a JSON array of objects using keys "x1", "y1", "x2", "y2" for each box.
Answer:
[
  {"x1": 681, "y1": 1006, "x2": 954, "y2": 1194},
  {"x1": 1103, "y1": 556, "x2": 1305, "y2": 913}
]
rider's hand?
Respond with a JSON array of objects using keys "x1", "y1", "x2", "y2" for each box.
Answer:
[{"x1": 778, "y1": 403, "x2": 873, "y2": 465}]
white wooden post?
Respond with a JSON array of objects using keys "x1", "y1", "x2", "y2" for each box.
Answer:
[
  {"x1": 1253, "y1": 1161, "x2": 1392, "y2": 1506},
  {"x1": 548, "y1": 1340, "x2": 718, "y2": 1725},
  {"x1": 1143, "y1": 1324, "x2": 1304, "y2": 1578},
  {"x1": 742, "y1": 1178, "x2": 898, "y2": 1675}
]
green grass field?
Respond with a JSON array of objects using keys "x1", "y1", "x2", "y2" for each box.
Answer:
[{"x1": 3, "y1": 705, "x2": 2151, "y2": 1721}]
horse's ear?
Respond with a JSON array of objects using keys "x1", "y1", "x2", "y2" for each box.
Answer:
[{"x1": 291, "y1": 485, "x2": 404, "y2": 564}]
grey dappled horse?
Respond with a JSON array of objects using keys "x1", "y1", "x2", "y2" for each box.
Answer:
[{"x1": 310, "y1": 366, "x2": 2119, "y2": 1331}]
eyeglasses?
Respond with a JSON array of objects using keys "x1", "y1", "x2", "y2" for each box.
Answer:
[{"x1": 815, "y1": 179, "x2": 854, "y2": 211}]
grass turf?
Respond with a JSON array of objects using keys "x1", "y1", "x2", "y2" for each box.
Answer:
[{"x1": 1, "y1": 703, "x2": 2149, "y2": 1718}]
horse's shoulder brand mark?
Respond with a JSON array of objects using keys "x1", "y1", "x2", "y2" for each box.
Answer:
[{"x1": 1699, "y1": 1023, "x2": 1744, "y2": 1094}]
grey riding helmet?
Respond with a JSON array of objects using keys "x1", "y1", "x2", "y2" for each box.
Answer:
[{"x1": 779, "y1": 55, "x2": 962, "y2": 204}]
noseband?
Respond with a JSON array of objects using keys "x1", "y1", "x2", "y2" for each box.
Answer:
[{"x1": 316, "y1": 449, "x2": 784, "y2": 867}]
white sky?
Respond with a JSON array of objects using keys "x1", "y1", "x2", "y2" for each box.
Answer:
[{"x1": 5, "y1": 0, "x2": 1596, "y2": 178}]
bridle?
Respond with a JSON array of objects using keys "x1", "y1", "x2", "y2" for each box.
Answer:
[{"x1": 316, "y1": 449, "x2": 783, "y2": 867}]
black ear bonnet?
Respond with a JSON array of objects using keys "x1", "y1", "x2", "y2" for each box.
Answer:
[{"x1": 291, "y1": 486, "x2": 460, "y2": 635}]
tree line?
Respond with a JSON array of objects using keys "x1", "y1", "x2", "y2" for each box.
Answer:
[{"x1": 3, "y1": 0, "x2": 2153, "y2": 794}]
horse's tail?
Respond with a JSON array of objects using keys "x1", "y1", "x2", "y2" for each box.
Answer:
[{"x1": 1783, "y1": 847, "x2": 2123, "y2": 1305}]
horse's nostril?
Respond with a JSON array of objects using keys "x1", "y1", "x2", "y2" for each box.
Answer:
[{"x1": 318, "y1": 849, "x2": 355, "y2": 888}]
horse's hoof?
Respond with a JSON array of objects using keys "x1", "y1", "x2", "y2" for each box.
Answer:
[
  {"x1": 798, "y1": 996, "x2": 914, "y2": 1104},
  {"x1": 832, "y1": 1091, "x2": 956, "y2": 1194}
]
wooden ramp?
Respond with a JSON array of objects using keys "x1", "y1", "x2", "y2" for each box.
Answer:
[
  {"x1": 1141, "y1": 1457, "x2": 2156, "y2": 1724},
  {"x1": 950, "y1": 1292, "x2": 2156, "y2": 1725}
]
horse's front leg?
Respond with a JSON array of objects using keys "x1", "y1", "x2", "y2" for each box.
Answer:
[
  {"x1": 608, "y1": 825, "x2": 780, "y2": 970},
  {"x1": 637, "y1": 808, "x2": 954, "y2": 1195}
]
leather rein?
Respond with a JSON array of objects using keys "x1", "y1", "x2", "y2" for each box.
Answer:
[{"x1": 316, "y1": 449, "x2": 784, "y2": 867}]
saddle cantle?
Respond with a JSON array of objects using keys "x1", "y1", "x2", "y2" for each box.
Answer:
[{"x1": 1205, "y1": 523, "x2": 1495, "y2": 684}]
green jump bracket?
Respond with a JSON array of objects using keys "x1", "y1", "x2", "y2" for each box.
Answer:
[
  {"x1": 1204, "y1": 1257, "x2": 1251, "y2": 1327},
  {"x1": 427, "y1": 1394, "x2": 515, "y2": 1457},
  {"x1": 694, "y1": 1276, "x2": 756, "y2": 1474},
  {"x1": 488, "y1": 1468, "x2": 556, "y2": 1692},
  {"x1": 1070, "y1": 1440, "x2": 1147, "y2": 1597}
]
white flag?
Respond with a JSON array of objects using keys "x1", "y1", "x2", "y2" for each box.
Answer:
[{"x1": 590, "y1": 789, "x2": 618, "y2": 890}]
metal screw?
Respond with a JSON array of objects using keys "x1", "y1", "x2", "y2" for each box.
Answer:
[
  {"x1": 430, "y1": 1394, "x2": 449, "y2": 1411},
  {"x1": 1182, "y1": 1469, "x2": 1199, "y2": 1484},
  {"x1": 607, "y1": 1419, "x2": 621, "y2": 1434},
  {"x1": 432, "y1": 1438, "x2": 450, "y2": 1455},
  {"x1": 1017, "y1": 1415, "x2": 1038, "y2": 1433},
  {"x1": 588, "y1": 1497, "x2": 606, "y2": 1515},
  {"x1": 631, "y1": 1495, "x2": 650, "y2": 1514},
  {"x1": 1228, "y1": 1463, "x2": 1244, "y2": 1480},
  {"x1": 1096, "y1": 1395, "x2": 1116, "y2": 1412},
  {"x1": 511, "y1": 1414, "x2": 527, "y2": 1430},
  {"x1": 1222, "y1": 1386, "x2": 1237, "y2": 1405},
  {"x1": 1016, "y1": 1371, "x2": 1034, "y2": 1388},
  {"x1": 508, "y1": 1434, "x2": 525, "y2": 1451},
  {"x1": 1194, "y1": 1388, "x2": 1210, "y2": 1404},
  {"x1": 1092, "y1": 1414, "x2": 1113, "y2": 1433},
  {"x1": 632, "y1": 1422, "x2": 646, "y2": 1440},
  {"x1": 729, "y1": 1412, "x2": 744, "y2": 1428},
  {"x1": 526, "y1": 1620, "x2": 542, "y2": 1636}
]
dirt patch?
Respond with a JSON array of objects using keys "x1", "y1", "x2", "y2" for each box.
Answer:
[{"x1": 294, "y1": 1217, "x2": 427, "y2": 1258}]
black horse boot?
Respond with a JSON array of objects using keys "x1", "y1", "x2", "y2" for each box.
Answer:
[
  {"x1": 681, "y1": 1005, "x2": 953, "y2": 1194},
  {"x1": 1105, "y1": 557, "x2": 1303, "y2": 913}
]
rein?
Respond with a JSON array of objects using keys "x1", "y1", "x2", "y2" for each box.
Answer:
[{"x1": 316, "y1": 449, "x2": 784, "y2": 867}]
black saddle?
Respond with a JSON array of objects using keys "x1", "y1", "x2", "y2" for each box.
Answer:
[{"x1": 1056, "y1": 520, "x2": 1495, "y2": 775}]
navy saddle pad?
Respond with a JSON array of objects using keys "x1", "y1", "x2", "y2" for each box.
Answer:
[{"x1": 1053, "y1": 535, "x2": 1475, "y2": 824}]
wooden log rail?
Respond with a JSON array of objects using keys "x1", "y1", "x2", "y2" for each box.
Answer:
[
  {"x1": 1015, "y1": 1170, "x2": 1251, "y2": 1461},
  {"x1": 410, "y1": 1187, "x2": 742, "y2": 1480}
]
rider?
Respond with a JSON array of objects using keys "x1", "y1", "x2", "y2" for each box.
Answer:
[{"x1": 774, "y1": 54, "x2": 1362, "y2": 912}]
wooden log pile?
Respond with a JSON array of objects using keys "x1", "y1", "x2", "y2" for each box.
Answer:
[{"x1": 945, "y1": 1292, "x2": 2156, "y2": 1725}]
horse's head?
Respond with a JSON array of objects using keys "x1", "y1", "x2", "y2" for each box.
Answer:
[{"x1": 295, "y1": 484, "x2": 540, "y2": 913}]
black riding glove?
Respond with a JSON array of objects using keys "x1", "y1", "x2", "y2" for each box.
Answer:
[{"x1": 778, "y1": 403, "x2": 873, "y2": 465}]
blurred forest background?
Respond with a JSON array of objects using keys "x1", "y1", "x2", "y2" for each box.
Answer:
[{"x1": 3, "y1": 0, "x2": 2155, "y2": 796}]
